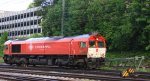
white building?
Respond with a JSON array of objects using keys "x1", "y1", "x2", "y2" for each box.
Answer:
[{"x1": 0, "y1": 7, "x2": 42, "y2": 38}]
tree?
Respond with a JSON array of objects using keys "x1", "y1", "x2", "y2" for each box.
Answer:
[
  {"x1": 32, "y1": 0, "x2": 150, "y2": 51},
  {"x1": 0, "y1": 32, "x2": 8, "y2": 56},
  {"x1": 28, "y1": 3, "x2": 34, "y2": 8},
  {"x1": 126, "y1": 0, "x2": 150, "y2": 50}
]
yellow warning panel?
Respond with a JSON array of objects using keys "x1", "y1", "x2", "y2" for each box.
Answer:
[
  {"x1": 127, "y1": 68, "x2": 135, "y2": 74},
  {"x1": 121, "y1": 70, "x2": 129, "y2": 78}
]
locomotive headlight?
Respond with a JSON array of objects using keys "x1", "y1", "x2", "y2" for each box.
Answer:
[{"x1": 96, "y1": 38, "x2": 98, "y2": 40}]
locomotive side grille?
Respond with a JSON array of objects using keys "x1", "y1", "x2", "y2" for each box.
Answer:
[{"x1": 12, "y1": 44, "x2": 21, "y2": 53}]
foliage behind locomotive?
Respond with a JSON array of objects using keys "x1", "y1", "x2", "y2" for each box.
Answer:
[{"x1": 3, "y1": 34, "x2": 106, "y2": 68}]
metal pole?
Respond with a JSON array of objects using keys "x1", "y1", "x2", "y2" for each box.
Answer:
[{"x1": 61, "y1": 0, "x2": 65, "y2": 36}]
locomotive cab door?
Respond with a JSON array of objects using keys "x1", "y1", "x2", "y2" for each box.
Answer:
[{"x1": 70, "y1": 39, "x2": 74, "y2": 56}]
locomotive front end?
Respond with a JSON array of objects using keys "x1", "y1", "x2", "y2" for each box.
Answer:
[{"x1": 87, "y1": 34, "x2": 106, "y2": 59}]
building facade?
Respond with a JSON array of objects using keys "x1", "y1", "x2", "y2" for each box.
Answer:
[{"x1": 0, "y1": 7, "x2": 42, "y2": 38}]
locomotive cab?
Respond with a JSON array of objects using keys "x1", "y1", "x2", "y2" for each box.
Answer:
[{"x1": 87, "y1": 34, "x2": 106, "y2": 59}]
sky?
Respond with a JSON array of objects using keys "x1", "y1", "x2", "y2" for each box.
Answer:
[{"x1": 0, "y1": 0, "x2": 33, "y2": 11}]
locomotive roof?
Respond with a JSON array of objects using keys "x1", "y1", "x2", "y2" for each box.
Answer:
[
  {"x1": 26, "y1": 34, "x2": 90, "y2": 41},
  {"x1": 5, "y1": 34, "x2": 91, "y2": 43},
  {"x1": 65, "y1": 34, "x2": 90, "y2": 39}
]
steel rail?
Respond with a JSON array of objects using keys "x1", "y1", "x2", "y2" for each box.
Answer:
[{"x1": 0, "y1": 66, "x2": 149, "y2": 81}]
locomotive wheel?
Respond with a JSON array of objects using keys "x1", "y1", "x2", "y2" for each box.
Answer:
[
  {"x1": 9, "y1": 63, "x2": 13, "y2": 66},
  {"x1": 33, "y1": 64, "x2": 36, "y2": 67},
  {"x1": 16, "y1": 63, "x2": 21, "y2": 66},
  {"x1": 20, "y1": 58, "x2": 28, "y2": 67},
  {"x1": 21, "y1": 61, "x2": 28, "y2": 67},
  {"x1": 76, "y1": 62, "x2": 86, "y2": 69},
  {"x1": 4, "y1": 56, "x2": 12, "y2": 64},
  {"x1": 87, "y1": 59, "x2": 98, "y2": 69},
  {"x1": 87, "y1": 62, "x2": 97, "y2": 69}
]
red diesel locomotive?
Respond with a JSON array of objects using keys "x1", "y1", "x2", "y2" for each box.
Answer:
[{"x1": 3, "y1": 33, "x2": 106, "y2": 68}]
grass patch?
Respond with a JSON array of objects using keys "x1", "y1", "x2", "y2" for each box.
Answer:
[{"x1": 0, "y1": 57, "x2": 4, "y2": 63}]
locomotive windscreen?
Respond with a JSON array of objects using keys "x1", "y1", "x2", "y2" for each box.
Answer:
[
  {"x1": 12, "y1": 44, "x2": 21, "y2": 53},
  {"x1": 89, "y1": 41, "x2": 96, "y2": 47},
  {"x1": 98, "y1": 41, "x2": 104, "y2": 48}
]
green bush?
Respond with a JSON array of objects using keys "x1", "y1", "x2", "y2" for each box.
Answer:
[{"x1": 0, "y1": 32, "x2": 8, "y2": 57}]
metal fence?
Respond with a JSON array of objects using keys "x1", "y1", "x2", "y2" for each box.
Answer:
[{"x1": 105, "y1": 56, "x2": 145, "y2": 70}]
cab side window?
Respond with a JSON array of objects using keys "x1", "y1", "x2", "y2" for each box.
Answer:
[{"x1": 80, "y1": 42, "x2": 86, "y2": 48}]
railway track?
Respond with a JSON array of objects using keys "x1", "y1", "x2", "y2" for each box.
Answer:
[
  {"x1": 0, "y1": 64, "x2": 149, "y2": 81},
  {"x1": 0, "y1": 72, "x2": 64, "y2": 81}
]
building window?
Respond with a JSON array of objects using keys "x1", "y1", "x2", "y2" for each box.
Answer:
[
  {"x1": 15, "y1": 23, "x2": 18, "y2": 27},
  {"x1": 34, "y1": 29, "x2": 37, "y2": 33},
  {"x1": 31, "y1": 12, "x2": 33, "y2": 17},
  {"x1": 4, "y1": 18, "x2": 7, "y2": 21},
  {"x1": 18, "y1": 31, "x2": 20, "y2": 35},
  {"x1": 24, "y1": 22, "x2": 27, "y2": 26},
  {"x1": 0, "y1": 19, "x2": 1, "y2": 22},
  {"x1": 12, "y1": 24, "x2": 14, "y2": 28},
  {"x1": 34, "y1": 11, "x2": 37, "y2": 16},
  {"x1": 9, "y1": 24, "x2": 12, "y2": 28},
  {"x1": 38, "y1": 19, "x2": 41, "y2": 24},
  {"x1": 24, "y1": 13, "x2": 26, "y2": 18},
  {"x1": 8, "y1": 32, "x2": 10, "y2": 36},
  {"x1": 27, "y1": 21, "x2": 30, "y2": 26},
  {"x1": 21, "y1": 14, "x2": 23, "y2": 19},
  {"x1": 12, "y1": 32, "x2": 14, "y2": 36},
  {"x1": 7, "y1": 25, "x2": 9, "y2": 29},
  {"x1": 21, "y1": 22, "x2": 23, "y2": 27},
  {"x1": 24, "y1": 30, "x2": 26, "y2": 35},
  {"x1": 27, "y1": 13, "x2": 30, "y2": 17},
  {"x1": 12, "y1": 16, "x2": 14, "y2": 20},
  {"x1": 27, "y1": 30, "x2": 29, "y2": 34},
  {"x1": 30, "y1": 20, "x2": 33, "y2": 25},
  {"x1": 2, "y1": 18, "x2": 4, "y2": 22},
  {"x1": 15, "y1": 15, "x2": 17, "y2": 20},
  {"x1": 18, "y1": 23, "x2": 20, "y2": 27},
  {"x1": 34, "y1": 20, "x2": 37, "y2": 25},
  {"x1": 18, "y1": 15, "x2": 20, "y2": 19},
  {"x1": 30, "y1": 29, "x2": 33, "y2": 34},
  {"x1": 8, "y1": 32, "x2": 11, "y2": 36},
  {"x1": 7, "y1": 17, "x2": 9, "y2": 21},
  {"x1": 10, "y1": 16, "x2": 12, "y2": 20},
  {"x1": 2, "y1": 25, "x2": 4, "y2": 29},
  {"x1": 5, "y1": 25, "x2": 6, "y2": 29},
  {"x1": 21, "y1": 31, "x2": 23, "y2": 35},
  {"x1": 38, "y1": 28, "x2": 41, "y2": 33},
  {"x1": 15, "y1": 31, "x2": 17, "y2": 35}
]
